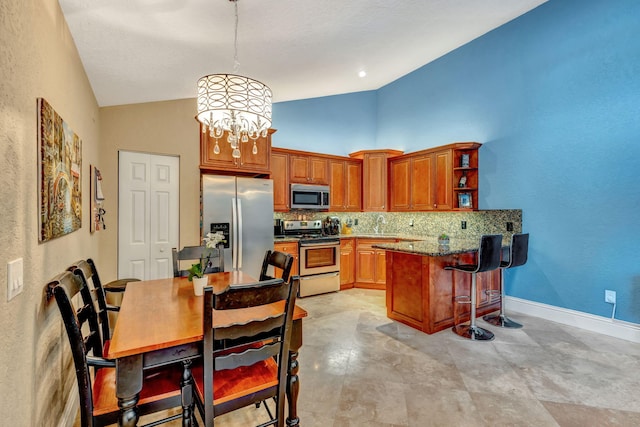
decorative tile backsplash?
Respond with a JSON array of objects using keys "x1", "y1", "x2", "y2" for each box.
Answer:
[{"x1": 275, "y1": 210, "x2": 522, "y2": 240}]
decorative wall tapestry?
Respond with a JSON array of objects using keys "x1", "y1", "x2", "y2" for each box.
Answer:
[{"x1": 38, "y1": 98, "x2": 82, "y2": 242}]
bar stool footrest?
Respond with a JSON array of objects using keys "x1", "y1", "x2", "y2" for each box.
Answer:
[{"x1": 453, "y1": 295, "x2": 472, "y2": 304}]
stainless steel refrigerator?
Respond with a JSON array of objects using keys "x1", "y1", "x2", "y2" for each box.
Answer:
[{"x1": 201, "y1": 175, "x2": 274, "y2": 277}]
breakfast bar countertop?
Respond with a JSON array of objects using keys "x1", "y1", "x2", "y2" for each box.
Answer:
[
  {"x1": 372, "y1": 238, "x2": 486, "y2": 256},
  {"x1": 274, "y1": 234, "x2": 504, "y2": 257}
]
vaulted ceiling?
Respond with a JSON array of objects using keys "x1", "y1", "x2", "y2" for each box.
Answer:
[{"x1": 59, "y1": 0, "x2": 547, "y2": 107}]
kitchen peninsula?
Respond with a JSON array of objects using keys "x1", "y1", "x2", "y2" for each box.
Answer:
[{"x1": 374, "y1": 239, "x2": 502, "y2": 334}]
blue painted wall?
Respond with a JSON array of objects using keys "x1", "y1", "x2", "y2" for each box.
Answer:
[
  {"x1": 273, "y1": 0, "x2": 640, "y2": 324},
  {"x1": 272, "y1": 91, "x2": 378, "y2": 154}
]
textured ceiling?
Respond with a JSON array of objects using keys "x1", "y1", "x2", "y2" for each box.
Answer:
[{"x1": 59, "y1": 0, "x2": 547, "y2": 107}]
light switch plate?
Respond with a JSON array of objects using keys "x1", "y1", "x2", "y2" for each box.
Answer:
[{"x1": 7, "y1": 258, "x2": 24, "y2": 301}]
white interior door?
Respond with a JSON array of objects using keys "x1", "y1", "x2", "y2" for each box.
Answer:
[{"x1": 118, "y1": 151, "x2": 179, "y2": 280}]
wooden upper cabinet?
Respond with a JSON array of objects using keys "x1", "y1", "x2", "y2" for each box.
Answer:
[
  {"x1": 330, "y1": 159, "x2": 362, "y2": 211},
  {"x1": 390, "y1": 154, "x2": 434, "y2": 211},
  {"x1": 364, "y1": 153, "x2": 387, "y2": 211},
  {"x1": 451, "y1": 143, "x2": 481, "y2": 210},
  {"x1": 289, "y1": 155, "x2": 329, "y2": 185},
  {"x1": 345, "y1": 161, "x2": 362, "y2": 211},
  {"x1": 411, "y1": 154, "x2": 434, "y2": 210},
  {"x1": 350, "y1": 150, "x2": 403, "y2": 212},
  {"x1": 271, "y1": 149, "x2": 289, "y2": 212},
  {"x1": 388, "y1": 143, "x2": 480, "y2": 211},
  {"x1": 272, "y1": 148, "x2": 361, "y2": 212},
  {"x1": 389, "y1": 158, "x2": 411, "y2": 210},
  {"x1": 200, "y1": 127, "x2": 274, "y2": 174},
  {"x1": 434, "y1": 149, "x2": 453, "y2": 210}
]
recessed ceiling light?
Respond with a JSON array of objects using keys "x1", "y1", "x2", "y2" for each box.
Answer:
[{"x1": 358, "y1": 70, "x2": 367, "y2": 78}]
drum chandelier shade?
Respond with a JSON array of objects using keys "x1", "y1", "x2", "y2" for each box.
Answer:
[{"x1": 196, "y1": 1, "x2": 272, "y2": 159}]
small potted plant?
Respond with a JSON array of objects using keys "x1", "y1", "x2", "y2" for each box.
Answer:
[
  {"x1": 437, "y1": 233, "x2": 450, "y2": 246},
  {"x1": 188, "y1": 231, "x2": 225, "y2": 296}
]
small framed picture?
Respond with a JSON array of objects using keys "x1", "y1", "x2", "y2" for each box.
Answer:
[
  {"x1": 458, "y1": 192, "x2": 473, "y2": 208},
  {"x1": 460, "y1": 154, "x2": 470, "y2": 168}
]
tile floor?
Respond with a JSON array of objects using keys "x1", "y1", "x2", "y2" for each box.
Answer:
[{"x1": 99, "y1": 289, "x2": 640, "y2": 427}]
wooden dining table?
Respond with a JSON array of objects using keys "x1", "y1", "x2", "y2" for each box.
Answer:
[{"x1": 106, "y1": 272, "x2": 307, "y2": 427}]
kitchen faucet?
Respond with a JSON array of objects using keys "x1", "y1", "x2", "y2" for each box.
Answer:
[{"x1": 373, "y1": 214, "x2": 386, "y2": 234}]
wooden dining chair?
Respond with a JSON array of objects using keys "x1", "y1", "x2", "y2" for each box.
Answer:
[
  {"x1": 172, "y1": 244, "x2": 224, "y2": 278},
  {"x1": 67, "y1": 258, "x2": 139, "y2": 334},
  {"x1": 259, "y1": 250, "x2": 294, "y2": 282},
  {"x1": 68, "y1": 259, "x2": 118, "y2": 347},
  {"x1": 48, "y1": 271, "x2": 185, "y2": 427},
  {"x1": 192, "y1": 276, "x2": 300, "y2": 427}
]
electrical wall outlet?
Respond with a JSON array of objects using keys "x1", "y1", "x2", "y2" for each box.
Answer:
[
  {"x1": 605, "y1": 290, "x2": 616, "y2": 304},
  {"x1": 7, "y1": 258, "x2": 24, "y2": 301}
]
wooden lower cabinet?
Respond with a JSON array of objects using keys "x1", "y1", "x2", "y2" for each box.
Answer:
[
  {"x1": 340, "y1": 238, "x2": 355, "y2": 289},
  {"x1": 273, "y1": 241, "x2": 299, "y2": 278},
  {"x1": 385, "y1": 250, "x2": 500, "y2": 334},
  {"x1": 355, "y1": 238, "x2": 393, "y2": 290}
]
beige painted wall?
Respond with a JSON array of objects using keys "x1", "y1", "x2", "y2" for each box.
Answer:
[
  {"x1": 0, "y1": 0, "x2": 100, "y2": 425},
  {"x1": 98, "y1": 99, "x2": 204, "y2": 281}
]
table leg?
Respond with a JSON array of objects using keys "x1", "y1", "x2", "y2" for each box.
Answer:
[
  {"x1": 286, "y1": 318, "x2": 303, "y2": 427},
  {"x1": 285, "y1": 350, "x2": 300, "y2": 427},
  {"x1": 116, "y1": 355, "x2": 143, "y2": 427},
  {"x1": 181, "y1": 359, "x2": 194, "y2": 427}
]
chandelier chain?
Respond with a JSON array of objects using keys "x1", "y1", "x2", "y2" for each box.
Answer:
[
  {"x1": 196, "y1": 0, "x2": 272, "y2": 159},
  {"x1": 233, "y1": 0, "x2": 240, "y2": 73}
]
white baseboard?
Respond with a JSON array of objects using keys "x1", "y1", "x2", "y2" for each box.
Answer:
[
  {"x1": 59, "y1": 382, "x2": 79, "y2": 427},
  {"x1": 505, "y1": 296, "x2": 640, "y2": 343}
]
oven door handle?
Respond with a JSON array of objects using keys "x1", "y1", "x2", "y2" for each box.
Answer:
[{"x1": 299, "y1": 241, "x2": 340, "y2": 248}]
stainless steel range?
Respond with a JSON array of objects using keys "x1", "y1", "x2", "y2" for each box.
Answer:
[{"x1": 283, "y1": 220, "x2": 340, "y2": 297}]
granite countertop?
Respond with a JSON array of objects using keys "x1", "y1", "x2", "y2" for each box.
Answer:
[
  {"x1": 372, "y1": 238, "x2": 486, "y2": 256},
  {"x1": 273, "y1": 236, "x2": 301, "y2": 243},
  {"x1": 334, "y1": 233, "x2": 417, "y2": 239},
  {"x1": 274, "y1": 233, "x2": 414, "y2": 243},
  {"x1": 275, "y1": 233, "x2": 500, "y2": 257}
]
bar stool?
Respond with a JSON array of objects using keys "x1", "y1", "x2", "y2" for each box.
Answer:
[
  {"x1": 484, "y1": 233, "x2": 529, "y2": 328},
  {"x1": 446, "y1": 234, "x2": 502, "y2": 341}
]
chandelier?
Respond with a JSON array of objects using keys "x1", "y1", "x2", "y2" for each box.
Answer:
[{"x1": 196, "y1": 0, "x2": 272, "y2": 159}]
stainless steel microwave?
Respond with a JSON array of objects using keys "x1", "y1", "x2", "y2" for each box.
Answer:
[{"x1": 290, "y1": 184, "x2": 330, "y2": 210}]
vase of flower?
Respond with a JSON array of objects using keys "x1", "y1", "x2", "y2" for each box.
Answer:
[
  {"x1": 187, "y1": 231, "x2": 226, "y2": 296},
  {"x1": 437, "y1": 233, "x2": 450, "y2": 246},
  {"x1": 192, "y1": 276, "x2": 208, "y2": 296}
]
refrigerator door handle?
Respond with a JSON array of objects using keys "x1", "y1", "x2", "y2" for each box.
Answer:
[
  {"x1": 232, "y1": 197, "x2": 238, "y2": 270},
  {"x1": 237, "y1": 198, "x2": 243, "y2": 270}
]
